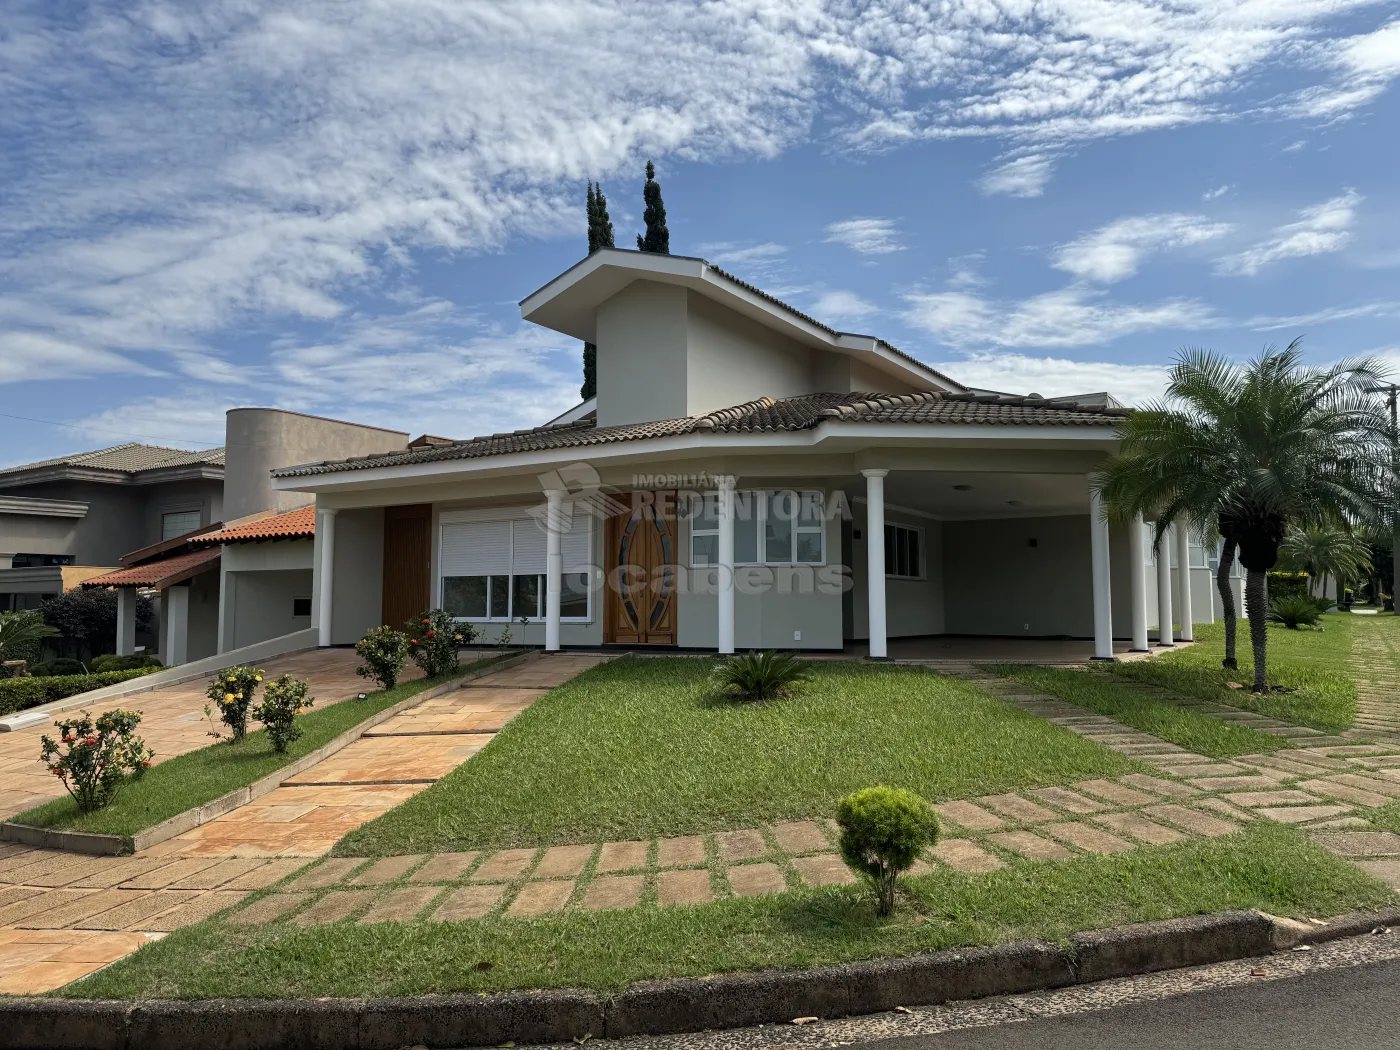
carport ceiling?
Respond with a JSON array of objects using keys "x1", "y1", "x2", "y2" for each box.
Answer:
[{"x1": 874, "y1": 471, "x2": 1091, "y2": 521}]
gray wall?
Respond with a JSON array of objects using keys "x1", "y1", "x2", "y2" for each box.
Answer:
[
  {"x1": 224, "y1": 408, "x2": 408, "y2": 522},
  {"x1": 847, "y1": 506, "x2": 944, "y2": 640},
  {"x1": 595, "y1": 280, "x2": 689, "y2": 428},
  {"x1": 187, "y1": 568, "x2": 220, "y2": 662},
  {"x1": 0, "y1": 512, "x2": 80, "y2": 567}
]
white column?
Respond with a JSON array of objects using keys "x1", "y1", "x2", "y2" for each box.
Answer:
[
  {"x1": 1128, "y1": 511, "x2": 1149, "y2": 651},
  {"x1": 863, "y1": 469, "x2": 888, "y2": 659},
  {"x1": 1175, "y1": 517, "x2": 1194, "y2": 641},
  {"x1": 1155, "y1": 523, "x2": 1174, "y2": 646},
  {"x1": 162, "y1": 585, "x2": 189, "y2": 666},
  {"x1": 317, "y1": 507, "x2": 338, "y2": 647},
  {"x1": 544, "y1": 489, "x2": 563, "y2": 652},
  {"x1": 116, "y1": 587, "x2": 137, "y2": 656},
  {"x1": 1088, "y1": 487, "x2": 1114, "y2": 660},
  {"x1": 716, "y1": 475, "x2": 736, "y2": 655}
]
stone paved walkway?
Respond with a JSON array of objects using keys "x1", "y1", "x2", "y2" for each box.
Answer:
[
  {"x1": 1350, "y1": 617, "x2": 1400, "y2": 740},
  {"x1": 0, "y1": 653, "x2": 604, "y2": 993}
]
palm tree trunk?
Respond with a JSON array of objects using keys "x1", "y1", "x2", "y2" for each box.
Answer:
[
  {"x1": 1246, "y1": 568, "x2": 1269, "y2": 692},
  {"x1": 1217, "y1": 537, "x2": 1239, "y2": 670}
]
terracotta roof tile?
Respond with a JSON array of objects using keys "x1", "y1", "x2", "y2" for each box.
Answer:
[
  {"x1": 82, "y1": 547, "x2": 221, "y2": 589},
  {"x1": 193, "y1": 506, "x2": 316, "y2": 546}
]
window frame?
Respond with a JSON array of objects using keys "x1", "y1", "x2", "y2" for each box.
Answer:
[
  {"x1": 160, "y1": 507, "x2": 204, "y2": 541},
  {"x1": 688, "y1": 489, "x2": 827, "y2": 568},
  {"x1": 884, "y1": 521, "x2": 924, "y2": 580},
  {"x1": 437, "y1": 511, "x2": 594, "y2": 624}
]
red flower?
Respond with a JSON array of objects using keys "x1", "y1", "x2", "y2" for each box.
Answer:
[
  {"x1": 410, "y1": 639, "x2": 419, "y2": 645},
  {"x1": 427, "y1": 630, "x2": 435, "y2": 638},
  {"x1": 422, "y1": 618, "x2": 430, "y2": 624}
]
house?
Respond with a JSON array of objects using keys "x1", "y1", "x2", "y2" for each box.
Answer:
[{"x1": 271, "y1": 248, "x2": 1209, "y2": 659}]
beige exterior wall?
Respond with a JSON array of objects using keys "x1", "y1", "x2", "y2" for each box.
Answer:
[
  {"x1": 218, "y1": 539, "x2": 316, "y2": 652},
  {"x1": 327, "y1": 507, "x2": 385, "y2": 645},
  {"x1": 594, "y1": 280, "x2": 689, "y2": 427},
  {"x1": 847, "y1": 505, "x2": 944, "y2": 640},
  {"x1": 684, "y1": 292, "x2": 818, "y2": 416}
]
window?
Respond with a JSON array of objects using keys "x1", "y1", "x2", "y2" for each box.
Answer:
[
  {"x1": 9, "y1": 553, "x2": 75, "y2": 568},
  {"x1": 292, "y1": 596, "x2": 312, "y2": 618},
  {"x1": 439, "y1": 513, "x2": 592, "y2": 621},
  {"x1": 161, "y1": 509, "x2": 202, "y2": 540},
  {"x1": 689, "y1": 490, "x2": 825, "y2": 567},
  {"x1": 885, "y1": 522, "x2": 922, "y2": 579}
]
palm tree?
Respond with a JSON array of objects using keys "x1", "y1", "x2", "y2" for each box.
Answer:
[
  {"x1": 1279, "y1": 523, "x2": 1373, "y2": 600},
  {"x1": 1097, "y1": 342, "x2": 1392, "y2": 692},
  {"x1": 0, "y1": 610, "x2": 58, "y2": 666}
]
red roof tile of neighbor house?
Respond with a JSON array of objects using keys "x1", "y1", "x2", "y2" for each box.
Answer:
[
  {"x1": 192, "y1": 505, "x2": 316, "y2": 546},
  {"x1": 82, "y1": 546, "x2": 221, "y2": 589}
]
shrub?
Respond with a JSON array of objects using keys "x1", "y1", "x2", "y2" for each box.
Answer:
[
  {"x1": 254, "y1": 674, "x2": 315, "y2": 753},
  {"x1": 41, "y1": 589, "x2": 155, "y2": 660},
  {"x1": 0, "y1": 669, "x2": 159, "y2": 717},
  {"x1": 356, "y1": 625, "x2": 412, "y2": 690},
  {"x1": 39, "y1": 709, "x2": 154, "y2": 813},
  {"x1": 407, "y1": 609, "x2": 473, "y2": 679},
  {"x1": 204, "y1": 666, "x2": 265, "y2": 743},
  {"x1": 1266, "y1": 571, "x2": 1311, "y2": 601},
  {"x1": 31, "y1": 658, "x2": 88, "y2": 677},
  {"x1": 836, "y1": 786, "x2": 940, "y2": 917},
  {"x1": 90, "y1": 654, "x2": 163, "y2": 674},
  {"x1": 713, "y1": 650, "x2": 810, "y2": 701},
  {"x1": 0, "y1": 610, "x2": 58, "y2": 666},
  {"x1": 1268, "y1": 593, "x2": 1326, "y2": 630}
]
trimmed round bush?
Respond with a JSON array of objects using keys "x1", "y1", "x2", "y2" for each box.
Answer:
[
  {"x1": 31, "y1": 658, "x2": 87, "y2": 677},
  {"x1": 355, "y1": 625, "x2": 412, "y2": 690},
  {"x1": 90, "y1": 654, "x2": 162, "y2": 673},
  {"x1": 836, "y1": 786, "x2": 940, "y2": 916}
]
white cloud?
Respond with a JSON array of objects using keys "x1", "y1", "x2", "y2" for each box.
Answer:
[
  {"x1": 1247, "y1": 300, "x2": 1400, "y2": 331},
  {"x1": 811, "y1": 290, "x2": 878, "y2": 322},
  {"x1": 700, "y1": 242, "x2": 787, "y2": 268},
  {"x1": 978, "y1": 155, "x2": 1053, "y2": 198},
  {"x1": 824, "y1": 218, "x2": 904, "y2": 255},
  {"x1": 0, "y1": 331, "x2": 155, "y2": 384},
  {"x1": 904, "y1": 287, "x2": 1220, "y2": 350},
  {"x1": 1293, "y1": 20, "x2": 1400, "y2": 117},
  {"x1": 932, "y1": 352, "x2": 1171, "y2": 406},
  {"x1": 1216, "y1": 190, "x2": 1363, "y2": 276},
  {"x1": 70, "y1": 398, "x2": 233, "y2": 449},
  {"x1": 1202, "y1": 185, "x2": 1231, "y2": 201},
  {"x1": 1054, "y1": 214, "x2": 1234, "y2": 283}
]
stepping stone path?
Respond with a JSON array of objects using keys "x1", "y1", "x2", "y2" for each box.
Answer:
[{"x1": 1350, "y1": 618, "x2": 1400, "y2": 741}]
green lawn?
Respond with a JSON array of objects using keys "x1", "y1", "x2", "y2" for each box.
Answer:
[
  {"x1": 11, "y1": 653, "x2": 517, "y2": 838},
  {"x1": 1111, "y1": 615, "x2": 1359, "y2": 733},
  {"x1": 988, "y1": 664, "x2": 1288, "y2": 758},
  {"x1": 64, "y1": 823, "x2": 1393, "y2": 999},
  {"x1": 334, "y1": 659, "x2": 1141, "y2": 856}
]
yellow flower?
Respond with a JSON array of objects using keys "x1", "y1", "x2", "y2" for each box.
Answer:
[
  {"x1": 233, "y1": 693, "x2": 243, "y2": 700},
  {"x1": 223, "y1": 693, "x2": 235, "y2": 701},
  {"x1": 255, "y1": 675, "x2": 263, "y2": 682},
  {"x1": 227, "y1": 675, "x2": 236, "y2": 682}
]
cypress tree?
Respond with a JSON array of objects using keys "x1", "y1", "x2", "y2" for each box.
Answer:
[
  {"x1": 581, "y1": 181, "x2": 614, "y2": 400},
  {"x1": 635, "y1": 160, "x2": 670, "y2": 254}
]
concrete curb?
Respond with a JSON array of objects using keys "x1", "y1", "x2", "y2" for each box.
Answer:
[
  {"x1": 6, "y1": 906, "x2": 1399, "y2": 1050},
  {"x1": 0, "y1": 650, "x2": 537, "y2": 856}
]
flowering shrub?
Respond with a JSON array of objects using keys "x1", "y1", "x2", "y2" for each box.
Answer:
[
  {"x1": 355, "y1": 625, "x2": 412, "y2": 690},
  {"x1": 39, "y1": 709, "x2": 154, "y2": 813},
  {"x1": 407, "y1": 609, "x2": 473, "y2": 678},
  {"x1": 254, "y1": 674, "x2": 315, "y2": 753},
  {"x1": 204, "y1": 666, "x2": 264, "y2": 743}
]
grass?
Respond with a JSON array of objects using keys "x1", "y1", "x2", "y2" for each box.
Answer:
[
  {"x1": 1369, "y1": 802, "x2": 1400, "y2": 837},
  {"x1": 988, "y1": 663, "x2": 1288, "y2": 758},
  {"x1": 1110, "y1": 615, "x2": 1359, "y2": 734},
  {"x1": 10, "y1": 653, "x2": 518, "y2": 838},
  {"x1": 62, "y1": 823, "x2": 1394, "y2": 1000},
  {"x1": 334, "y1": 658, "x2": 1141, "y2": 856}
]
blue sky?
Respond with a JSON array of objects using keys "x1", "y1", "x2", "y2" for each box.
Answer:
[{"x1": 2, "y1": 1, "x2": 1400, "y2": 466}]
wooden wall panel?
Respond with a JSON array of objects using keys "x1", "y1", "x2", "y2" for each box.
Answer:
[{"x1": 382, "y1": 504, "x2": 432, "y2": 630}]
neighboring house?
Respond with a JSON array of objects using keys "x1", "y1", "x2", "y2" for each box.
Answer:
[{"x1": 270, "y1": 248, "x2": 1205, "y2": 658}]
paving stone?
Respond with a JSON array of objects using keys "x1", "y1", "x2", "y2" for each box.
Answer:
[
  {"x1": 0, "y1": 890, "x2": 89, "y2": 926},
  {"x1": 790, "y1": 853, "x2": 858, "y2": 886},
  {"x1": 1255, "y1": 805, "x2": 1354, "y2": 824},
  {"x1": 349, "y1": 855, "x2": 426, "y2": 885},
  {"x1": 726, "y1": 862, "x2": 787, "y2": 897},
  {"x1": 1093, "y1": 811, "x2": 1186, "y2": 845},
  {"x1": 771, "y1": 820, "x2": 830, "y2": 854},
  {"x1": 1143, "y1": 804, "x2": 1240, "y2": 838},
  {"x1": 286, "y1": 858, "x2": 366, "y2": 890},
  {"x1": 119, "y1": 858, "x2": 222, "y2": 890},
  {"x1": 221, "y1": 859, "x2": 309, "y2": 890},
  {"x1": 1309, "y1": 816, "x2": 1373, "y2": 829},
  {"x1": 77, "y1": 891, "x2": 195, "y2": 931},
  {"x1": 228, "y1": 892, "x2": 311, "y2": 925},
  {"x1": 1354, "y1": 859, "x2": 1400, "y2": 890},
  {"x1": 16, "y1": 890, "x2": 132, "y2": 929},
  {"x1": 1044, "y1": 822, "x2": 1134, "y2": 854},
  {"x1": 1027, "y1": 787, "x2": 1106, "y2": 814},
  {"x1": 931, "y1": 839, "x2": 1004, "y2": 874},
  {"x1": 715, "y1": 829, "x2": 768, "y2": 861},
  {"x1": 657, "y1": 868, "x2": 715, "y2": 905},
  {"x1": 24, "y1": 858, "x2": 125, "y2": 888},
  {"x1": 932, "y1": 800, "x2": 1005, "y2": 831},
  {"x1": 168, "y1": 859, "x2": 267, "y2": 890},
  {"x1": 1187, "y1": 776, "x2": 1291, "y2": 792},
  {"x1": 66, "y1": 858, "x2": 174, "y2": 890},
  {"x1": 595, "y1": 841, "x2": 649, "y2": 872},
  {"x1": 1072, "y1": 779, "x2": 1157, "y2": 807},
  {"x1": 410, "y1": 852, "x2": 481, "y2": 883},
  {"x1": 655, "y1": 835, "x2": 708, "y2": 867},
  {"x1": 977, "y1": 794, "x2": 1059, "y2": 823},
  {"x1": 144, "y1": 891, "x2": 250, "y2": 931},
  {"x1": 533, "y1": 844, "x2": 594, "y2": 879},
  {"x1": 1, "y1": 853, "x2": 97, "y2": 885},
  {"x1": 1194, "y1": 797, "x2": 1257, "y2": 822},
  {"x1": 1323, "y1": 773, "x2": 1400, "y2": 799},
  {"x1": 1310, "y1": 831, "x2": 1400, "y2": 857},
  {"x1": 1224, "y1": 789, "x2": 1324, "y2": 808},
  {"x1": 1118, "y1": 774, "x2": 1199, "y2": 798},
  {"x1": 1168, "y1": 763, "x2": 1249, "y2": 778},
  {"x1": 432, "y1": 884, "x2": 504, "y2": 921},
  {"x1": 1301, "y1": 744, "x2": 1393, "y2": 757},
  {"x1": 987, "y1": 830, "x2": 1073, "y2": 861},
  {"x1": 356, "y1": 886, "x2": 440, "y2": 924},
  {"x1": 470, "y1": 848, "x2": 538, "y2": 881},
  {"x1": 0, "y1": 885, "x2": 43, "y2": 908},
  {"x1": 506, "y1": 880, "x2": 575, "y2": 917},
  {"x1": 293, "y1": 889, "x2": 375, "y2": 926},
  {"x1": 581, "y1": 874, "x2": 644, "y2": 910}
]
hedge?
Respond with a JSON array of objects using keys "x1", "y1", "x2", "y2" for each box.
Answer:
[{"x1": 0, "y1": 667, "x2": 161, "y2": 717}]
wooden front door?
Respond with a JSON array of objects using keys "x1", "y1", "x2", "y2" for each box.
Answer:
[
  {"x1": 604, "y1": 492, "x2": 677, "y2": 645},
  {"x1": 382, "y1": 504, "x2": 432, "y2": 630}
]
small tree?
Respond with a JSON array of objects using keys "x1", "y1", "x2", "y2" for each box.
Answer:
[
  {"x1": 254, "y1": 675, "x2": 314, "y2": 753},
  {"x1": 408, "y1": 610, "x2": 472, "y2": 678},
  {"x1": 204, "y1": 666, "x2": 264, "y2": 743},
  {"x1": 635, "y1": 160, "x2": 670, "y2": 254},
  {"x1": 581, "y1": 180, "x2": 615, "y2": 399},
  {"x1": 356, "y1": 625, "x2": 412, "y2": 690},
  {"x1": 836, "y1": 786, "x2": 940, "y2": 917},
  {"x1": 40, "y1": 589, "x2": 155, "y2": 661},
  {"x1": 40, "y1": 709, "x2": 154, "y2": 813}
]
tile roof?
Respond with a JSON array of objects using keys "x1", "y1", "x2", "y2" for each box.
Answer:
[
  {"x1": 0, "y1": 442, "x2": 225, "y2": 479},
  {"x1": 81, "y1": 546, "x2": 221, "y2": 589},
  {"x1": 193, "y1": 506, "x2": 316, "y2": 546},
  {"x1": 275, "y1": 390, "x2": 1127, "y2": 479}
]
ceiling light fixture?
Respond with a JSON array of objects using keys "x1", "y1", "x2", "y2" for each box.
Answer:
[{"x1": 952, "y1": 484, "x2": 973, "y2": 491}]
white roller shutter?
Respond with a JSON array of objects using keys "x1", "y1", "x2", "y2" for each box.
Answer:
[
  {"x1": 440, "y1": 520, "x2": 511, "y2": 576},
  {"x1": 560, "y1": 516, "x2": 592, "y2": 574},
  {"x1": 510, "y1": 519, "x2": 547, "y2": 574}
]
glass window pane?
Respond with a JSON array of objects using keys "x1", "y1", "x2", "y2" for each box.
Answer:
[
  {"x1": 765, "y1": 492, "x2": 793, "y2": 563},
  {"x1": 511, "y1": 574, "x2": 541, "y2": 619},
  {"x1": 697, "y1": 492, "x2": 720, "y2": 530},
  {"x1": 796, "y1": 531, "x2": 822, "y2": 564},
  {"x1": 560, "y1": 573, "x2": 590, "y2": 618},
  {"x1": 489, "y1": 575, "x2": 510, "y2": 618},
  {"x1": 443, "y1": 576, "x2": 488, "y2": 618},
  {"x1": 798, "y1": 492, "x2": 824, "y2": 528},
  {"x1": 884, "y1": 524, "x2": 896, "y2": 576},
  {"x1": 907, "y1": 529, "x2": 920, "y2": 577},
  {"x1": 735, "y1": 513, "x2": 759, "y2": 563},
  {"x1": 162, "y1": 509, "x2": 202, "y2": 540},
  {"x1": 692, "y1": 533, "x2": 718, "y2": 566}
]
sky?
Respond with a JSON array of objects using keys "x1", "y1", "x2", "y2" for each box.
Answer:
[{"x1": 2, "y1": 1, "x2": 1400, "y2": 466}]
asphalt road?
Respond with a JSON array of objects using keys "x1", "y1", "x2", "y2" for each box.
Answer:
[{"x1": 856, "y1": 955, "x2": 1400, "y2": 1050}]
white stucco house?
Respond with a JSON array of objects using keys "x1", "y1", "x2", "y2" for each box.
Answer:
[{"x1": 273, "y1": 249, "x2": 1214, "y2": 660}]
